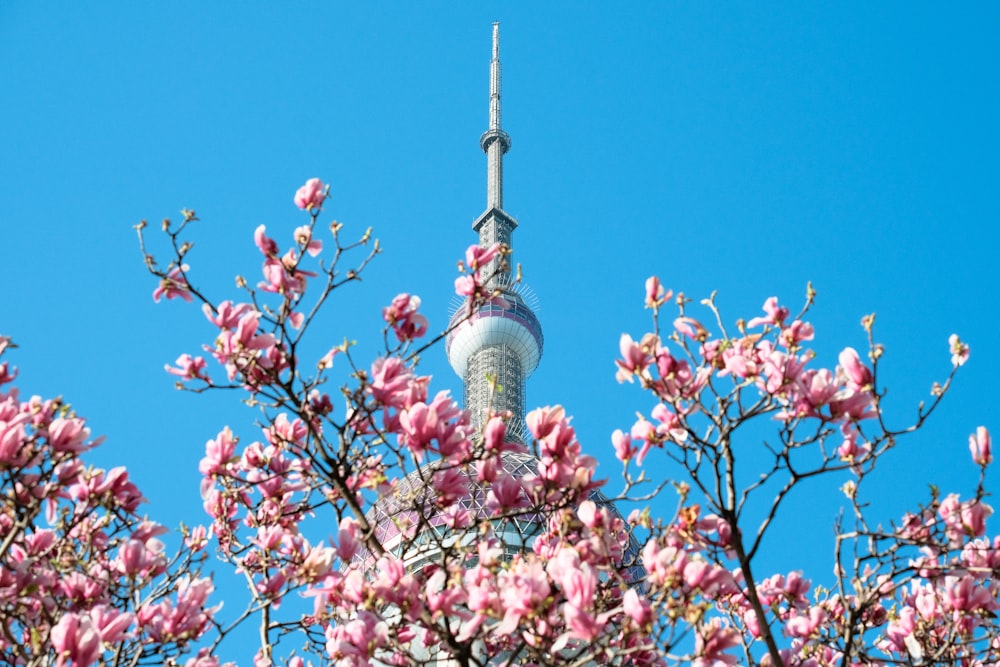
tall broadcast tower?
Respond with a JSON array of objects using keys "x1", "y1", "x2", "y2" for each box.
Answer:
[
  {"x1": 367, "y1": 29, "x2": 630, "y2": 663},
  {"x1": 446, "y1": 23, "x2": 544, "y2": 444},
  {"x1": 370, "y1": 23, "x2": 544, "y2": 568}
]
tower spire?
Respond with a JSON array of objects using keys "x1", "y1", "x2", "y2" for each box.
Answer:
[
  {"x1": 489, "y1": 22, "x2": 502, "y2": 135},
  {"x1": 482, "y1": 22, "x2": 511, "y2": 212}
]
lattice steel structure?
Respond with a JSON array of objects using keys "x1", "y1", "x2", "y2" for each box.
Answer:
[{"x1": 446, "y1": 22, "x2": 544, "y2": 444}]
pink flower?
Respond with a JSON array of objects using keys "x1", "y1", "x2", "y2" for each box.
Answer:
[
  {"x1": 294, "y1": 225, "x2": 322, "y2": 256},
  {"x1": 970, "y1": 426, "x2": 992, "y2": 465},
  {"x1": 949, "y1": 333, "x2": 970, "y2": 366},
  {"x1": 747, "y1": 296, "x2": 789, "y2": 328},
  {"x1": 203, "y1": 301, "x2": 253, "y2": 329},
  {"x1": 838, "y1": 347, "x2": 873, "y2": 391},
  {"x1": 336, "y1": 517, "x2": 361, "y2": 561},
  {"x1": 496, "y1": 558, "x2": 551, "y2": 636},
  {"x1": 152, "y1": 265, "x2": 193, "y2": 303},
  {"x1": 783, "y1": 606, "x2": 826, "y2": 638},
  {"x1": 115, "y1": 537, "x2": 165, "y2": 577},
  {"x1": 200, "y1": 427, "x2": 237, "y2": 476},
  {"x1": 165, "y1": 354, "x2": 209, "y2": 383},
  {"x1": 325, "y1": 611, "x2": 388, "y2": 666},
  {"x1": 89, "y1": 605, "x2": 134, "y2": 645},
  {"x1": 483, "y1": 415, "x2": 507, "y2": 452},
  {"x1": 611, "y1": 428, "x2": 635, "y2": 463},
  {"x1": 382, "y1": 293, "x2": 429, "y2": 343},
  {"x1": 293, "y1": 178, "x2": 326, "y2": 211},
  {"x1": 48, "y1": 417, "x2": 92, "y2": 453},
  {"x1": 526, "y1": 405, "x2": 568, "y2": 442},
  {"x1": 432, "y1": 467, "x2": 468, "y2": 507},
  {"x1": 623, "y1": 588, "x2": 652, "y2": 626},
  {"x1": 674, "y1": 317, "x2": 708, "y2": 340},
  {"x1": 939, "y1": 494, "x2": 992, "y2": 545},
  {"x1": 693, "y1": 618, "x2": 739, "y2": 667},
  {"x1": 254, "y1": 225, "x2": 278, "y2": 257},
  {"x1": 615, "y1": 333, "x2": 652, "y2": 383},
  {"x1": 486, "y1": 474, "x2": 527, "y2": 513},
  {"x1": 465, "y1": 243, "x2": 500, "y2": 272},
  {"x1": 644, "y1": 276, "x2": 670, "y2": 309},
  {"x1": 136, "y1": 576, "x2": 217, "y2": 645},
  {"x1": 368, "y1": 357, "x2": 422, "y2": 408},
  {"x1": 779, "y1": 319, "x2": 814, "y2": 347},
  {"x1": 299, "y1": 543, "x2": 336, "y2": 583},
  {"x1": 51, "y1": 613, "x2": 102, "y2": 667},
  {"x1": 454, "y1": 274, "x2": 476, "y2": 297}
]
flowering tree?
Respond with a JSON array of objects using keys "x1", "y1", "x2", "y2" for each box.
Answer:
[
  {"x1": 3, "y1": 178, "x2": 994, "y2": 666},
  {"x1": 0, "y1": 335, "x2": 218, "y2": 666}
]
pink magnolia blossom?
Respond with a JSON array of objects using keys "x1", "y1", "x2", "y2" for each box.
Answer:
[
  {"x1": 465, "y1": 243, "x2": 500, "y2": 272},
  {"x1": 939, "y1": 494, "x2": 992, "y2": 545},
  {"x1": 382, "y1": 293, "x2": 429, "y2": 342},
  {"x1": 47, "y1": 417, "x2": 92, "y2": 453},
  {"x1": 432, "y1": 467, "x2": 468, "y2": 508},
  {"x1": 115, "y1": 537, "x2": 166, "y2": 577},
  {"x1": 203, "y1": 300, "x2": 254, "y2": 329},
  {"x1": 623, "y1": 588, "x2": 653, "y2": 626},
  {"x1": 293, "y1": 177, "x2": 326, "y2": 211},
  {"x1": 200, "y1": 427, "x2": 237, "y2": 476},
  {"x1": 136, "y1": 575, "x2": 217, "y2": 645},
  {"x1": 325, "y1": 611, "x2": 388, "y2": 667},
  {"x1": 293, "y1": 225, "x2": 322, "y2": 256},
  {"x1": 298, "y1": 543, "x2": 336, "y2": 584},
  {"x1": 454, "y1": 274, "x2": 477, "y2": 297},
  {"x1": 496, "y1": 557, "x2": 552, "y2": 636},
  {"x1": 51, "y1": 613, "x2": 102, "y2": 667},
  {"x1": 336, "y1": 517, "x2": 361, "y2": 561},
  {"x1": 838, "y1": 347, "x2": 873, "y2": 391},
  {"x1": 254, "y1": 224, "x2": 279, "y2": 257},
  {"x1": 89, "y1": 605, "x2": 134, "y2": 645},
  {"x1": 424, "y1": 567, "x2": 468, "y2": 620},
  {"x1": 644, "y1": 276, "x2": 670, "y2": 309},
  {"x1": 486, "y1": 474, "x2": 527, "y2": 513},
  {"x1": 259, "y1": 249, "x2": 315, "y2": 298},
  {"x1": 747, "y1": 296, "x2": 789, "y2": 328},
  {"x1": 942, "y1": 574, "x2": 998, "y2": 614},
  {"x1": 778, "y1": 319, "x2": 814, "y2": 348},
  {"x1": 615, "y1": 333, "x2": 652, "y2": 383},
  {"x1": 611, "y1": 428, "x2": 636, "y2": 463},
  {"x1": 693, "y1": 618, "x2": 740, "y2": 667},
  {"x1": 783, "y1": 606, "x2": 826, "y2": 638},
  {"x1": 152, "y1": 265, "x2": 193, "y2": 303},
  {"x1": 970, "y1": 426, "x2": 992, "y2": 465},
  {"x1": 165, "y1": 354, "x2": 209, "y2": 383},
  {"x1": 482, "y1": 415, "x2": 507, "y2": 453},
  {"x1": 674, "y1": 317, "x2": 708, "y2": 340}
]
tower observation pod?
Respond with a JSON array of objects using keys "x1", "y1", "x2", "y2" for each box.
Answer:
[{"x1": 446, "y1": 22, "x2": 543, "y2": 444}]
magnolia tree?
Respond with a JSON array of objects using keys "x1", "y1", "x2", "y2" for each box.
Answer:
[{"x1": 2, "y1": 178, "x2": 995, "y2": 667}]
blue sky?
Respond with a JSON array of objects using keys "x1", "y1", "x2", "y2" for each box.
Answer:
[{"x1": 2, "y1": 0, "x2": 998, "y2": 654}]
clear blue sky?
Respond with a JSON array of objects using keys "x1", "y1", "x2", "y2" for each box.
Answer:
[{"x1": 2, "y1": 0, "x2": 997, "y2": 652}]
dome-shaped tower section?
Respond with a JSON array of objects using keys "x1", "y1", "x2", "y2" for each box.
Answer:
[{"x1": 446, "y1": 23, "x2": 543, "y2": 444}]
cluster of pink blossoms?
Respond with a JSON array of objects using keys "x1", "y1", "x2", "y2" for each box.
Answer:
[
  {"x1": 136, "y1": 180, "x2": 1000, "y2": 666},
  {"x1": 0, "y1": 337, "x2": 220, "y2": 667},
  {"x1": 615, "y1": 290, "x2": 883, "y2": 468}
]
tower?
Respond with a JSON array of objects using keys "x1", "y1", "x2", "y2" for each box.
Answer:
[
  {"x1": 363, "y1": 28, "x2": 635, "y2": 663},
  {"x1": 446, "y1": 22, "x2": 544, "y2": 444},
  {"x1": 368, "y1": 22, "x2": 545, "y2": 569}
]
